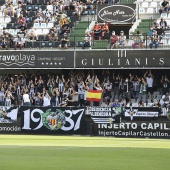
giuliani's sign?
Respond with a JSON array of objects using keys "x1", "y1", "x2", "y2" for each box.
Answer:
[{"x1": 97, "y1": 5, "x2": 136, "y2": 23}]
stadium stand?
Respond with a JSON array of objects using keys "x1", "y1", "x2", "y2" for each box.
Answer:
[{"x1": 0, "y1": 0, "x2": 170, "y2": 50}]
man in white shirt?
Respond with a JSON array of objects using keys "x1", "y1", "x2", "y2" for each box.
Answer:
[
  {"x1": 144, "y1": 70, "x2": 154, "y2": 102},
  {"x1": 43, "y1": 92, "x2": 51, "y2": 107},
  {"x1": 23, "y1": 91, "x2": 31, "y2": 106}
]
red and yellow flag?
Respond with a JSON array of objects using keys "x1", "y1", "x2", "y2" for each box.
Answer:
[{"x1": 86, "y1": 90, "x2": 102, "y2": 102}]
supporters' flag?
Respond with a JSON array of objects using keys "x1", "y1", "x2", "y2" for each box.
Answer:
[{"x1": 86, "y1": 90, "x2": 102, "y2": 102}]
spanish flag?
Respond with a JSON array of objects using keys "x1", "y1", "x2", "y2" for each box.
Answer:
[{"x1": 86, "y1": 90, "x2": 102, "y2": 102}]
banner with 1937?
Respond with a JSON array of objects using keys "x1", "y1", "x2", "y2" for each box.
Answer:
[{"x1": 20, "y1": 107, "x2": 86, "y2": 134}]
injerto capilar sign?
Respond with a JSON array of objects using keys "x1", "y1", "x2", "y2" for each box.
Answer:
[{"x1": 97, "y1": 4, "x2": 136, "y2": 23}]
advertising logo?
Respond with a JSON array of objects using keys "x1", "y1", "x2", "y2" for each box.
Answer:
[
  {"x1": 90, "y1": 107, "x2": 121, "y2": 124},
  {"x1": 42, "y1": 109, "x2": 66, "y2": 130},
  {"x1": 0, "y1": 53, "x2": 35, "y2": 67},
  {"x1": 98, "y1": 5, "x2": 135, "y2": 23}
]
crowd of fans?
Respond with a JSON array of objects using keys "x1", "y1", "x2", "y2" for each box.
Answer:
[
  {"x1": 0, "y1": 0, "x2": 98, "y2": 49},
  {"x1": 0, "y1": 70, "x2": 169, "y2": 116},
  {"x1": 1, "y1": 0, "x2": 170, "y2": 50}
]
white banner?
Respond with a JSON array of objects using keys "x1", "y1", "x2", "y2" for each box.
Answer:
[{"x1": 0, "y1": 107, "x2": 18, "y2": 124}]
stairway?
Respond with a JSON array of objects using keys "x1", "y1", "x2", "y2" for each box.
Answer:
[
  {"x1": 133, "y1": 19, "x2": 151, "y2": 35},
  {"x1": 70, "y1": 21, "x2": 90, "y2": 42}
]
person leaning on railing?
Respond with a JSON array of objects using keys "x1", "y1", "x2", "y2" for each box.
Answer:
[
  {"x1": 149, "y1": 30, "x2": 159, "y2": 49},
  {"x1": 118, "y1": 30, "x2": 126, "y2": 48},
  {"x1": 108, "y1": 31, "x2": 118, "y2": 49},
  {"x1": 14, "y1": 35, "x2": 24, "y2": 50},
  {"x1": 58, "y1": 33, "x2": 69, "y2": 49},
  {"x1": 132, "y1": 31, "x2": 144, "y2": 49}
]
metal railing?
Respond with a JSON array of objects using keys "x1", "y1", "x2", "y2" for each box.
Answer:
[{"x1": 21, "y1": 34, "x2": 170, "y2": 50}]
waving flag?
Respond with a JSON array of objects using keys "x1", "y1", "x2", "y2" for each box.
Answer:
[{"x1": 86, "y1": 90, "x2": 102, "y2": 102}]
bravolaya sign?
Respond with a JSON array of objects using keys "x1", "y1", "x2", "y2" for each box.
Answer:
[{"x1": 0, "y1": 50, "x2": 170, "y2": 69}]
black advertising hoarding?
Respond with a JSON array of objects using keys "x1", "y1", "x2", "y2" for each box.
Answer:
[
  {"x1": 97, "y1": 4, "x2": 136, "y2": 23},
  {"x1": 93, "y1": 121, "x2": 170, "y2": 138},
  {"x1": 20, "y1": 106, "x2": 86, "y2": 134},
  {"x1": 76, "y1": 50, "x2": 168, "y2": 68},
  {"x1": 0, "y1": 51, "x2": 74, "y2": 69},
  {"x1": 0, "y1": 106, "x2": 21, "y2": 133},
  {"x1": 1, "y1": 50, "x2": 170, "y2": 69}
]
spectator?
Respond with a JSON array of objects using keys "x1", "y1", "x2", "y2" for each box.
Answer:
[
  {"x1": 1, "y1": 31, "x2": 11, "y2": 49},
  {"x1": 76, "y1": 2, "x2": 84, "y2": 20},
  {"x1": 161, "y1": 75, "x2": 170, "y2": 95},
  {"x1": 118, "y1": 30, "x2": 126, "y2": 48},
  {"x1": 5, "y1": 90, "x2": 14, "y2": 106},
  {"x1": 43, "y1": 9, "x2": 52, "y2": 24},
  {"x1": 25, "y1": 0, "x2": 32, "y2": 5},
  {"x1": 23, "y1": 90, "x2": 31, "y2": 106},
  {"x1": 103, "y1": 78, "x2": 112, "y2": 106},
  {"x1": 16, "y1": 14, "x2": 26, "y2": 29},
  {"x1": 16, "y1": 0, "x2": 24, "y2": 5},
  {"x1": 82, "y1": 32, "x2": 92, "y2": 49},
  {"x1": 27, "y1": 27, "x2": 37, "y2": 41},
  {"x1": 43, "y1": 92, "x2": 51, "y2": 107},
  {"x1": 123, "y1": 76, "x2": 132, "y2": 102},
  {"x1": 0, "y1": 36, "x2": 8, "y2": 50},
  {"x1": 159, "y1": 0, "x2": 169, "y2": 15},
  {"x1": 93, "y1": 22, "x2": 101, "y2": 40},
  {"x1": 148, "y1": 27, "x2": 154, "y2": 36},
  {"x1": 85, "y1": 0, "x2": 94, "y2": 14},
  {"x1": 152, "y1": 19, "x2": 160, "y2": 30},
  {"x1": 112, "y1": 73, "x2": 120, "y2": 100},
  {"x1": 138, "y1": 100, "x2": 145, "y2": 107},
  {"x1": 109, "y1": 31, "x2": 118, "y2": 49},
  {"x1": 14, "y1": 35, "x2": 24, "y2": 50},
  {"x1": 132, "y1": 75, "x2": 140, "y2": 102},
  {"x1": 112, "y1": 99, "x2": 121, "y2": 108},
  {"x1": 149, "y1": 30, "x2": 159, "y2": 48},
  {"x1": 132, "y1": 30, "x2": 143, "y2": 49},
  {"x1": 17, "y1": 23, "x2": 27, "y2": 37},
  {"x1": 3, "y1": 2, "x2": 14, "y2": 17},
  {"x1": 34, "y1": 15, "x2": 44, "y2": 24},
  {"x1": 101, "y1": 22, "x2": 109, "y2": 40},
  {"x1": 60, "y1": 20, "x2": 70, "y2": 35},
  {"x1": 48, "y1": 30, "x2": 57, "y2": 41},
  {"x1": 138, "y1": 77, "x2": 147, "y2": 103},
  {"x1": 159, "y1": 17, "x2": 167, "y2": 35},
  {"x1": 144, "y1": 70, "x2": 154, "y2": 102},
  {"x1": 58, "y1": 33, "x2": 69, "y2": 49},
  {"x1": 0, "y1": 88, "x2": 5, "y2": 106},
  {"x1": 14, "y1": 4, "x2": 22, "y2": 18}
]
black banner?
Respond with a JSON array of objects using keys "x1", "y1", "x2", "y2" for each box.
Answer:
[
  {"x1": 76, "y1": 50, "x2": 167, "y2": 68},
  {"x1": 97, "y1": 4, "x2": 136, "y2": 23},
  {"x1": 89, "y1": 107, "x2": 121, "y2": 123},
  {"x1": 0, "y1": 106, "x2": 21, "y2": 133},
  {"x1": 20, "y1": 106, "x2": 86, "y2": 134},
  {"x1": 0, "y1": 51, "x2": 74, "y2": 69},
  {"x1": 93, "y1": 121, "x2": 170, "y2": 138},
  {"x1": 124, "y1": 107, "x2": 160, "y2": 121}
]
